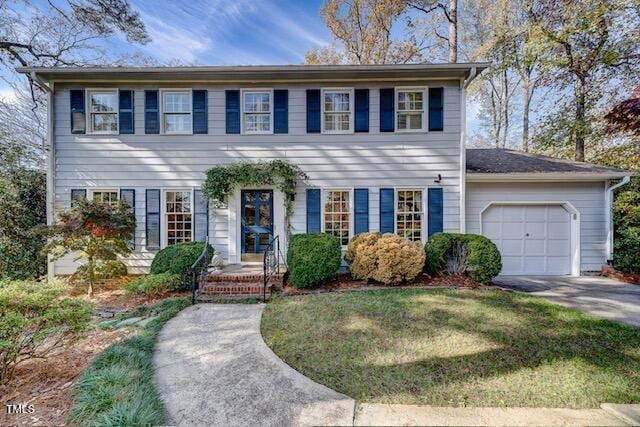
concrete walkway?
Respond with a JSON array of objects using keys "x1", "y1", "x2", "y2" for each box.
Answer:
[
  {"x1": 493, "y1": 275, "x2": 640, "y2": 328},
  {"x1": 154, "y1": 303, "x2": 635, "y2": 426},
  {"x1": 153, "y1": 304, "x2": 355, "y2": 426}
]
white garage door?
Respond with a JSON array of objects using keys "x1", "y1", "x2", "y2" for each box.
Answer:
[{"x1": 482, "y1": 205, "x2": 571, "y2": 275}]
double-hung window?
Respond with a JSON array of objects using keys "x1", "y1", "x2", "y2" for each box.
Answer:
[
  {"x1": 396, "y1": 88, "x2": 426, "y2": 131},
  {"x1": 396, "y1": 189, "x2": 423, "y2": 242},
  {"x1": 162, "y1": 90, "x2": 191, "y2": 134},
  {"x1": 322, "y1": 89, "x2": 353, "y2": 133},
  {"x1": 89, "y1": 189, "x2": 119, "y2": 206},
  {"x1": 165, "y1": 190, "x2": 192, "y2": 246},
  {"x1": 242, "y1": 90, "x2": 272, "y2": 134},
  {"x1": 88, "y1": 90, "x2": 118, "y2": 134},
  {"x1": 323, "y1": 190, "x2": 351, "y2": 246}
]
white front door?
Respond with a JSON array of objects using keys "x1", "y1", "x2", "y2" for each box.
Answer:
[{"x1": 482, "y1": 204, "x2": 571, "y2": 275}]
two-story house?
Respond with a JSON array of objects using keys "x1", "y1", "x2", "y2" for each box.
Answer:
[{"x1": 20, "y1": 64, "x2": 631, "y2": 278}]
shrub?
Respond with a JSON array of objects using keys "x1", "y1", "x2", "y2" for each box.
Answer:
[
  {"x1": 125, "y1": 273, "x2": 183, "y2": 296},
  {"x1": 345, "y1": 233, "x2": 425, "y2": 285},
  {"x1": 613, "y1": 183, "x2": 640, "y2": 273},
  {"x1": 150, "y1": 241, "x2": 213, "y2": 287},
  {"x1": 287, "y1": 233, "x2": 341, "y2": 288},
  {"x1": 425, "y1": 233, "x2": 502, "y2": 284},
  {"x1": 0, "y1": 278, "x2": 93, "y2": 382}
]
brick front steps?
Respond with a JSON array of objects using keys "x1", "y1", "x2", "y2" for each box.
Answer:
[{"x1": 198, "y1": 264, "x2": 286, "y2": 299}]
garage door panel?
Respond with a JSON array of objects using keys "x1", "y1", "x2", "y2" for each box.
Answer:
[{"x1": 482, "y1": 204, "x2": 571, "y2": 276}]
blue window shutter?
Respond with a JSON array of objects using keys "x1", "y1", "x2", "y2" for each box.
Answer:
[
  {"x1": 306, "y1": 89, "x2": 321, "y2": 133},
  {"x1": 225, "y1": 90, "x2": 240, "y2": 134},
  {"x1": 70, "y1": 90, "x2": 85, "y2": 134},
  {"x1": 354, "y1": 188, "x2": 369, "y2": 234},
  {"x1": 194, "y1": 189, "x2": 209, "y2": 242},
  {"x1": 428, "y1": 188, "x2": 444, "y2": 236},
  {"x1": 274, "y1": 89, "x2": 288, "y2": 134},
  {"x1": 144, "y1": 90, "x2": 159, "y2": 134},
  {"x1": 192, "y1": 90, "x2": 208, "y2": 134},
  {"x1": 379, "y1": 188, "x2": 395, "y2": 233},
  {"x1": 70, "y1": 189, "x2": 86, "y2": 206},
  {"x1": 429, "y1": 87, "x2": 444, "y2": 131},
  {"x1": 120, "y1": 189, "x2": 136, "y2": 249},
  {"x1": 146, "y1": 189, "x2": 161, "y2": 250},
  {"x1": 379, "y1": 88, "x2": 394, "y2": 132},
  {"x1": 306, "y1": 189, "x2": 321, "y2": 233},
  {"x1": 354, "y1": 89, "x2": 369, "y2": 133},
  {"x1": 119, "y1": 90, "x2": 134, "y2": 134}
]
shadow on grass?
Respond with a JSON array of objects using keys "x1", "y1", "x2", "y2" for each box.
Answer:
[{"x1": 262, "y1": 289, "x2": 640, "y2": 407}]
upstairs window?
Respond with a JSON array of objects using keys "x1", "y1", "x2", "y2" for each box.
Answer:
[
  {"x1": 396, "y1": 189, "x2": 423, "y2": 242},
  {"x1": 162, "y1": 90, "x2": 191, "y2": 134},
  {"x1": 242, "y1": 90, "x2": 272, "y2": 134},
  {"x1": 322, "y1": 89, "x2": 353, "y2": 133},
  {"x1": 396, "y1": 88, "x2": 426, "y2": 132},
  {"x1": 89, "y1": 90, "x2": 118, "y2": 134},
  {"x1": 323, "y1": 189, "x2": 351, "y2": 246}
]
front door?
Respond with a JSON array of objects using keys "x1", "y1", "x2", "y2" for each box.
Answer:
[{"x1": 241, "y1": 190, "x2": 274, "y2": 261}]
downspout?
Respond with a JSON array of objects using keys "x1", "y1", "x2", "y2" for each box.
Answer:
[
  {"x1": 459, "y1": 67, "x2": 477, "y2": 233},
  {"x1": 605, "y1": 175, "x2": 631, "y2": 263}
]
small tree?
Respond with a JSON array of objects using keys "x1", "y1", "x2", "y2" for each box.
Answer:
[{"x1": 41, "y1": 200, "x2": 136, "y2": 297}]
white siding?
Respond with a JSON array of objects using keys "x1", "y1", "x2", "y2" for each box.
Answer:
[
  {"x1": 465, "y1": 181, "x2": 607, "y2": 272},
  {"x1": 52, "y1": 81, "x2": 462, "y2": 274}
]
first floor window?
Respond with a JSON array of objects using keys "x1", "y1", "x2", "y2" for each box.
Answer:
[
  {"x1": 396, "y1": 89, "x2": 425, "y2": 131},
  {"x1": 162, "y1": 91, "x2": 191, "y2": 133},
  {"x1": 89, "y1": 90, "x2": 118, "y2": 133},
  {"x1": 243, "y1": 91, "x2": 272, "y2": 133},
  {"x1": 323, "y1": 89, "x2": 352, "y2": 133},
  {"x1": 165, "y1": 191, "x2": 192, "y2": 245},
  {"x1": 90, "y1": 190, "x2": 119, "y2": 206},
  {"x1": 324, "y1": 190, "x2": 350, "y2": 245},
  {"x1": 396, "y1": 189, "x2": 423, "y2": 242}
]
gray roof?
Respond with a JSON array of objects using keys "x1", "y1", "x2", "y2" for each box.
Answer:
[
  {"x1": 466, "y1": 148, "x2": 630, "y2": 176},
  {"x1": 18, "y1": 63, "x2": 489, "y2": 83}
]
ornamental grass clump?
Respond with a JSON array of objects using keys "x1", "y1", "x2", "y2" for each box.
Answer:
[{"x1": 346, "y1": 232, "x2": 425, "y2": 285}]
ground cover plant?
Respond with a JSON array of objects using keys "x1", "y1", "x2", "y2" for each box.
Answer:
[{"x1": 262, "y1": 289, "x2": 640, "y2": 408}]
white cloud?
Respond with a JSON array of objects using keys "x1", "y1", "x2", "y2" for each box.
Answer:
[
  {"x1": 140, "y1": 14, "x2": 213, "y2": 63},
  {"x1": 0, "y1": 86, "x2": 18, "y2": 103}
]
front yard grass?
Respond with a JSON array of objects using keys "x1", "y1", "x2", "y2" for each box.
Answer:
[{"x1": 261, "y1": 288, "x2": 640, "y2": 408}]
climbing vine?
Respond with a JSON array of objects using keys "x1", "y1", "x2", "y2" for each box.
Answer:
[{"x1": 202, "y1": 160, "x2": 308, "y2": 235}]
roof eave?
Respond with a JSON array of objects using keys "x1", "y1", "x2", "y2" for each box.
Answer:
[{"x1": 466, "y1": 172, "x2": 633, "y2": 182}]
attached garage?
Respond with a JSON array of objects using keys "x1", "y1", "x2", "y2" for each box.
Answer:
[{"x1": 480, "y1": 203, "x2": 575, "y2": 275}]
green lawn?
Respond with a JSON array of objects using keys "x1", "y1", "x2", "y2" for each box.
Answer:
[{"x1": 261, "y1": 289, "x2": 640, "y2": 408}]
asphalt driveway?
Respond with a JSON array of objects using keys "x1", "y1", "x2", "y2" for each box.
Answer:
[{"x1": 493, "y1": 276, "x2": 640, "y2": 328}]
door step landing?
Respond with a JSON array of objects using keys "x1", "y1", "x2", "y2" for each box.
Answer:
[{"x1": 199, "y1": 264, "x2": 286, "y2": 299}]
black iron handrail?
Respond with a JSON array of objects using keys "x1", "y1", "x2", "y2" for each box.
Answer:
[
  {"x1": 263, "y1": 235, "x2": 280, "y2": 302},
  {"x1": 190, "y1": 235, "x2": 210, "y2": 304}
]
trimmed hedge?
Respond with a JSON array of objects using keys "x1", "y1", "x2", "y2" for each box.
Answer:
[
  {"x1": 149, "y1": 241, "x2": 213, "y2": 288},
  {"x1": 425, "y1": 233, "x2": 502, "y2": 284},
  {"x1": 124, "y1": 273, "x2": 182, "y2": 296},
  {"x1": 287, "y1": 233, "x2": 341, "y2": 288}
]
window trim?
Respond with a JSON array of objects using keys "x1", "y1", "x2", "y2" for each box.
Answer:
[
  {"x1": 161, "y1": 188, "x2": 195, "y2": 248},
  {"x1": 86, "y1": 88, "x2": 119, "y2": 135},
  {"x1": 321, "y1": 188, "x2": 354, "y2": 247},
  {"x1": 160, "y1": 88, "x2": 193, "y2": 135},
  {"x1": 240, "y1": 88, "x2": 274, "y2": 135},
  {"x1": 395, "y1": 86, "x2": 428, "y2": 133},
  {"x1": 321, "y1": 88, "x2": 355, "y2": 134},
  {"x1": 88, "y1": 188, "x2": 120, "y2": 205},
  {"x1": 394, "y1": 187, "x2": 427, "y2": 244}
]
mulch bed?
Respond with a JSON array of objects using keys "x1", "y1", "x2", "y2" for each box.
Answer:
[
  {"x1": 281, "y1": 273, "x2": 489, "y2": 296},
  {"x1": 0, "y1": 277, "x2": 183, "y2": 427},
  {"x1": 602, "y1": 265, "x2": 640, "y2": 285}
]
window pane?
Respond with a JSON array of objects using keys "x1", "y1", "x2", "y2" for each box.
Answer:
[
  {"x1": 397, "y1": 112, "x2": 422, "y2": 130},
  {"x1": 163, "y1": 92, "x2": 190, "y2": 113},
  {"x1": 396, "y1": 190, "x2": 423, "y2": 242},
  {"x1": 324, "y1": 113, "x2": 350, "y2": 132},
  {"x1": 164, "y1": 114, "x2": 191, "y2": 133},
  {"x1": 244, "y1": 113, "x2": 270, "y2": 132},
  {"x1": 91, "y1": 92, "x2": 117, "y2": 112},
  {"x1": 244, "y1": 92, "x2": 270, "y2": 113},
  {"x1": 166, "y1": 191, "x2": 192, "y2": 245},
  {"x1": 92, "y1": 113, "x2": 118, "y2": 132},
  {"x1": 324, "y1": 190, "x2": 350, "y2": 246},
  {"x1": 324, "y1": 92, "x2": 350, "y2": 112}
]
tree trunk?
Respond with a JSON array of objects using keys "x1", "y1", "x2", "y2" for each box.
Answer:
[
  {"x1": 448, "y1": 0, "x2": 458, "y2": 63},
  {"x1": 87, "y1": 256, "x2": 94, "y2": 298},
  {"x1": 574, "y1": 77, "x2": 586, "y2": 161},
  {"x1": 522, "y1": 74, "x2": 531, "y2": 152},
  {"x1": 502, "y1": 69, "x2": 509, "y2": 148}
]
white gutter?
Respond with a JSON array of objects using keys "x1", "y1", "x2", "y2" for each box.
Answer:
[
  {"x1": 459, "y1": 67, "x2": 478, "y2": 233},
  {"x1": 46, "y1": 82, "x2": 55, "y2": 279},
  {"x1": 30, "y1": 71, "x2": 51, "y2": 92},
  {"x1": 605, "y1": 175, "x2": 631, "y2": 263}
]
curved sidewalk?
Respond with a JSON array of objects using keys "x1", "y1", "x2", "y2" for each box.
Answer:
[{"x1": 153, "y1": 304, "x2": 355, "y2": 426}]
